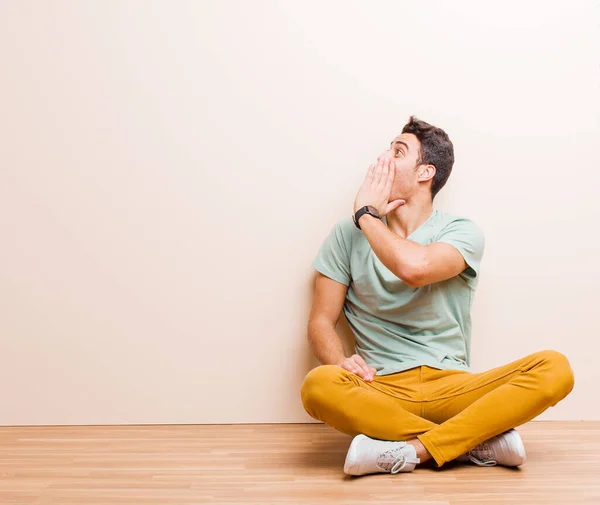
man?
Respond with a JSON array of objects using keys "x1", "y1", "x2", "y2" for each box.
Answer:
[{"x1": 300, "y1": 115, "x2": 575, "y2": 476}]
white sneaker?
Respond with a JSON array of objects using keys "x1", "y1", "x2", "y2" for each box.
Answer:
[
  {"x1": 343, "y1": 434, "x2": 420, "y2": 476},
  {"x1": 456, "y1": 429, "x2": 527, "y2": 467}
]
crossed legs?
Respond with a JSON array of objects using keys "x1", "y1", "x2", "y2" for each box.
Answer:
[{"x1": 300, "y1": 350, "x2": 574, "y2": 466}]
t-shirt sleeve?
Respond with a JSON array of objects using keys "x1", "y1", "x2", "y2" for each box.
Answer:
[
  {"x1": 311, "y1": 219, "x2": 352, "y2": 286},
  {"x1": 435, "y1": 218, "x2": 486, "y2": 281}
]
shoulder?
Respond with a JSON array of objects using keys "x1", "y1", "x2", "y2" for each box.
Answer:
[
  {"x1": 335, "y1": 214, "x2": 359, "y2": 250},
  {"x1": 435, "y1": 210, "x2": 485, "y2": 241},
  {"x1": 433, "y1": 211, "x2": 486, "y2": 281},
  {"x1": 338, "y1": 214, "x2": 358, "y2": 234}
]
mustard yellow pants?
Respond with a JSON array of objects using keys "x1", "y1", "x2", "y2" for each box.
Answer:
[{"x1": 300, "y1": 349, "x2": 574, "y2": 466}]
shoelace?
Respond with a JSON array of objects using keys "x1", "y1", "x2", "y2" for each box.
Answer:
[
  {"x1": 467, "y1": 442, "x2": 497, "y2": 467},
  {"x1": 376, "y1": 445, "x2": 421, "y2": 474}
]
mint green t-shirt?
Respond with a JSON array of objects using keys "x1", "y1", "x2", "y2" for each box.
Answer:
[{"x1": 311, "y1": 208, "x2": 485, "y2": 376}]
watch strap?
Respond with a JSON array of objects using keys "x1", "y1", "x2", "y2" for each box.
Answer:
[{"x1": 353, "y1": 206, "x2": 380, "y2": 230}]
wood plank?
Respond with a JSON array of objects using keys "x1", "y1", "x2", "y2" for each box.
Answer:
[{"x1": 0, "y1": 421, "x2": 598, "y2": 504}]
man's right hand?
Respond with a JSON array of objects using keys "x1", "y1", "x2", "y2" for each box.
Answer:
[{"x1": 337, "y1": 354, "x2": 377, "y2": 382}]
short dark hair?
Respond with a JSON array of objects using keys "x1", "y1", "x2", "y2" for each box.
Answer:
[{"x1": 401, "y1": 115, "x2": 454, "y2": 201}]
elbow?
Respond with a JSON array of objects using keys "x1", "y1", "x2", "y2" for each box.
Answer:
[
  {"x1": 398, "y1": 257, "x2": 429, "y2": 288},
  {"x1": 402, "y1": 270, "x2": 422, "y2": 288}
]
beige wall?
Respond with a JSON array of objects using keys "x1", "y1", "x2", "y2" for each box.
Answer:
[{"x1": 0, "y1": 0, "x2": 598, "y2": 425}]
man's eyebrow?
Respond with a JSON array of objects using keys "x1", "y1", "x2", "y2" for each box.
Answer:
[{"x1": 390, "y1": 140, "x2": 410, "y2": 152}]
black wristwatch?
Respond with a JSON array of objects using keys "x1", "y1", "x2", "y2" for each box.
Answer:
[{"x1": 353, "y1": 205, "x2": 380, "y2": 230}]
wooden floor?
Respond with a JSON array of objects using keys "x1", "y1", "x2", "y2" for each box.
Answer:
[{"x1": 0, "y1": 421, "x2": 598, "y2": 504}]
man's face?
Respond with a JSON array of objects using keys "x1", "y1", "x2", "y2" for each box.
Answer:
[{"x1": 377, "y1": 133, "x2": 433, "y2": 200}]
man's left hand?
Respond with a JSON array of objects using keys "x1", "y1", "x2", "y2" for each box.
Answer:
[{"x1": 354, "y1": 156, "x2": 406, "y2": 216}]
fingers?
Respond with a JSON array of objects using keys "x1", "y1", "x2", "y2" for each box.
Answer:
[
  {"x1": 367, "y1": 163, "x2": 376, "y2": 180},
  {"x1": 375, "y1": 158, "x2": 385, "y2": 186},
  {"x1": 338, "y1": 359, "x2": 357, "y2": 374},
  {"x1": 352, "y1": 355, "x2": 374, "y2": 381},
  {"x1": 375, "y1": 158, "x2": 392, "y2": 188},
  {"x1": 338, "y1": 356, "x2": 375, "y2": 381},
  {"x1": 339, "y1": 360, "x2": 364, "y2": 379},
  {"x1": 370, "y1": 154, "x2": 393, "y2": 188}
]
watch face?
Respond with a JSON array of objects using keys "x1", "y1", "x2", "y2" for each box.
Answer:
[{"x1": 366, "y1": 205, "x2": 380, "y2": 217}]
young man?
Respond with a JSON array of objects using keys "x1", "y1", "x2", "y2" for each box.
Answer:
[{"x1": 301, "y1": 115, "x2": 574, "y2": 476}]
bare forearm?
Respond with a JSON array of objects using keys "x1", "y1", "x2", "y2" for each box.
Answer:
[
  {"x1": 358, "y1": 214, "x2": 426, "y2": 283},
  {"x1": 307, "y1": 320, "x2": 347, "y2": 366}
]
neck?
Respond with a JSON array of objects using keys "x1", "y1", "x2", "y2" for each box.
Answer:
[{"x1": 385, "y1": 197, "x2": 434, "y2": 239}]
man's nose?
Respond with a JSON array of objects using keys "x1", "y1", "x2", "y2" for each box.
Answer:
[{"x1": 378, "y1": 149, "x2": 393, "y2": 162}]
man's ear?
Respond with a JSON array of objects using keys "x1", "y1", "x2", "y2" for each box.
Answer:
[{"x1": 417, "y1": 164, "x2": 436, "y2": 183}]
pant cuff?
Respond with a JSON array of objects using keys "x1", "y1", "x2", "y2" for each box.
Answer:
[{"x1": 416, "y1": 432, "x2": 446, "y2": 467}]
